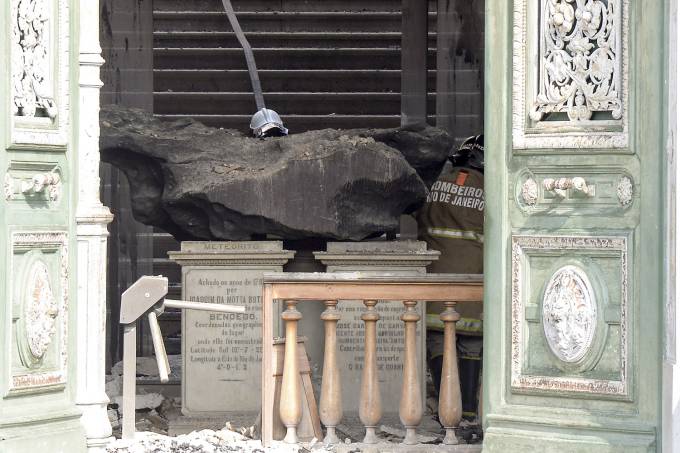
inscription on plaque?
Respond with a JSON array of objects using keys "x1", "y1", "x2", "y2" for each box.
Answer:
[
  {"x1": 170, "y1": 241, "x2": 294, "y2": 416},
  {"x1": 185, "y1": 270, "x2": 262, "y2": 380},
  {"x1": 338, "y1": 303, "x2": 421, "y2": 374},
  {"x1": 184, "y1": 268, "x2": 272, "y2": 414},
  {"x1": 335, "y1": 301, "x2": 422, "y2": 413},
  {"x1": 314, "y1": 241, "x2": 436, "y2": 414}
]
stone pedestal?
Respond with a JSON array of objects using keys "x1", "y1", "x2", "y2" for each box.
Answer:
[
  {"x1": 168, "y1": 241, "x2": 294, "y2": 432},
  {"x1": 314, "y1": 241, "x2": 439, "y2": 414},
  {"x1": 283, "y1": 239, "x2": 327, "y2": 374}
]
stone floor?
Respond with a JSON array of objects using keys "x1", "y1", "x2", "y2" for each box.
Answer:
[{"x1": 332, "y1": 443, "x2": 482, "y2": 453}]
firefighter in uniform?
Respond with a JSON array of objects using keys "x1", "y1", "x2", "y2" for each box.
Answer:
[{"x1": 416, "y1": 134, "x2": 484, "y2": 420}]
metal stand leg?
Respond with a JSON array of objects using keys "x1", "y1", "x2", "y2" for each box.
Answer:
[{"x1": 122, "y1": 323, "x2": 137, "y2": 439}]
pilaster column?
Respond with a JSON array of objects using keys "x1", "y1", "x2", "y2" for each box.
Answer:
[{"x1": 76, "y1": 0, "x2": 115, "y2": 451}]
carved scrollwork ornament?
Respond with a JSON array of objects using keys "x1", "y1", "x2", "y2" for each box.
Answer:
[
  {"x1": 616, "y1": 176, "x2": 633, "y2": 206},
  {"x1": 530, "y1": 0, "x2": 623, "y2": 122},
  {"x1": 512, "y1": 0, "x2": 628, "y2": 149},
  {"x1": 532, "y1": 0, "x2": 623, "y2": 123},
  {"x1": 542, "y1": 265, "x2": 598, "y2": 363},
  {"x1": 11, "y1": 0, "x2": 58, "y2": 120},
  {"x1": 18, "y1": 172, "x2": 61, "y2": 201}
]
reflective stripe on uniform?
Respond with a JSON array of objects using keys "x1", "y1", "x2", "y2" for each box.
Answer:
[
  {"x1": 427, "y1": 227, "x2": 484, "y2": 244},
  {"x1": 426, "y1": 313, "x2": 483, "y2": 334}
]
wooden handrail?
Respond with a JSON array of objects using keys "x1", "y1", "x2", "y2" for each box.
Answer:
[{"x1": 261, "y1": 272, "x2": 483, "y2": 447}]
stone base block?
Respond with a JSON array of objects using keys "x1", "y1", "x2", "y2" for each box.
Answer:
[
  {"x1": 167, "y1": 412, "x2": 259, "y2": 437},
  {"x1": 482, "y1": 427, "x2": 656, "y2": 453},
  {"x1": 1, "y1": 416, "x2": 87, "y2": 453},
  {"x1": 331, "y1": 442, "x2": 482, "y2": 453}
]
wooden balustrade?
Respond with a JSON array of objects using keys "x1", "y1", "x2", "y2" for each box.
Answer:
[
  {"x1": 260, "y1": 272, "x2": 483, "y2": 447},
  {"x1": 359, "y1": 300, "x2": 382, "y2": 444}
]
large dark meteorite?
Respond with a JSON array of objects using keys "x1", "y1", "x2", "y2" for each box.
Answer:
[{"x1": 100, "y1": 105, "x2": 451, "y2": 241}]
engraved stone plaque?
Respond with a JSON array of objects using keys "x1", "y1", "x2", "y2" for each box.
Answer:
[
  {"x1": 315, "y1": 241, "x2": 439, "y2": 413},
  {"x1": 169, "y1": 241, "x2": 294, "y2": 416}
]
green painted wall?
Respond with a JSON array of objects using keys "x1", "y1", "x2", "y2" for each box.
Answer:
[
  {"x1": 0, "y1": 1, "x2": 86, "y2": 451},
  {"x1": 483, "y1": 0, "x2": 665, "y2": 451}
]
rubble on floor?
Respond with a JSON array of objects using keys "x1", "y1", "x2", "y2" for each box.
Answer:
[
  {"x1": 106, "y1": 428, "x2": 482, "y2": 453},
  {"x1": 107, "y1": 356, "x2": 183, "y2": 437},
  {"x1": 106, "y1": 356, "x2": 483, "y2": 450},
  {"x1": 107, "y1": 429, "x2": 285, "y2": 453}
]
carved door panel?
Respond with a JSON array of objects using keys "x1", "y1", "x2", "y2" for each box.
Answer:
[
  {"x1": 0, "y1": 0, "x2": 86, "y2": 451},
  {"x1": 484, "y1": 1, "x2": 663, "y2": 452}
]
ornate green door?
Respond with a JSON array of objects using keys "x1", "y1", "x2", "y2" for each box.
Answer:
[
  {"x1": 0, "y1": 0, "x2": 87, "y2": 451},
  {"x1": 484, "y1": 0, "x2": 664, "y2": 451}
]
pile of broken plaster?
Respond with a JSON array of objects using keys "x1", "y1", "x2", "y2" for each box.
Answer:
[{"x1": 106, "y1": 429, "x2": 332, "y2": 453}]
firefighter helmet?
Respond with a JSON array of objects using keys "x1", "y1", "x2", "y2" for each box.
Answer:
[
  {"x1": 448, "y1": 134, "x2": 484, "y2": 172},
  {"x1": 250, "y1": 108, "x2": 288, "y2": 138}
]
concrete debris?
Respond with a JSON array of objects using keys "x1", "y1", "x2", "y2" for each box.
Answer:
[
  {"x1": 112, "y1": 393, "x2": 165, "y2": 411},
  {"x1": 104, "y1": 353, "x2": 482, "y2": 449},
  {"x1": 106, "y1": 374, "x2": 123, "y2": 398},
  {"x1": 109, "y1": 409, "x2": 121, "y2": 429},
  {"x1": 425, "y1": 396, "x2": 439, "y2": 415},
  {"x1": 106, "y1": 429, "x2": 335, "y2": 453},
  {"x1": 378, "y1": 425, "x2": 440, "y2": 444},
  {"x1": 110, "y1": 356, "x2": 181, "y2": 379}
]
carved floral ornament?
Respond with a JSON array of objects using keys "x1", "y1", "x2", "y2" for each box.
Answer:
[
  {"x1": 24, "y1": 260, "x2": 59, "y2": 359},
  {"x1": 512, "y1": 0, "x2": 628, "y2": 149},
  {"x1": 521, "y1": 178, "x2": 539, "y2": 205},
  {"x1": 511, "y1": 235, "x2": 628, "y2": 396},
  {"x1": 532, "y1": 0, "x2": 622, "y2": 123},
  {"x1": 11, "y1": 0, "x2": 57, "y2": 120},
  {"x1": 11, "y1": 232, "x2": 68, "y2": 390},
  {"x1": 4, "y1": 174, "x2": 13, "y2": 201},
  {"x1": 542, "y1": 265, "x2": 597, "y2": 363},
  {"x1": 616, "y1": 175, "x2": 633, "y2": 206}
]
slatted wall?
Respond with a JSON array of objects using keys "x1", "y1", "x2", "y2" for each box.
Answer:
[{"x1": 102, "y1": 0, "x2": 485, "y2": 361}]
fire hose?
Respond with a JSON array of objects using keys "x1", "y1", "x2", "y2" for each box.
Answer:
[{"x1": 220, "y1": 0, "x2": 288, "y2": 138}]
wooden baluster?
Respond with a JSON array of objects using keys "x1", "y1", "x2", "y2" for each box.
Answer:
[
  {"x1": 399, "y1": 300, "x2": 422, "y2": 445},
  {"x1": 439, "y1": 301, "x2": 462, "y2": 445},
  {"x1": 280, "y1": 300, "x2": 302, "y2": 444},
  {"x1": 360, "y1": 300, "x2": 382, "y2": 444},
  {"x1": 319, "y1": 300, "x2": 342, "y2": 444}
]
